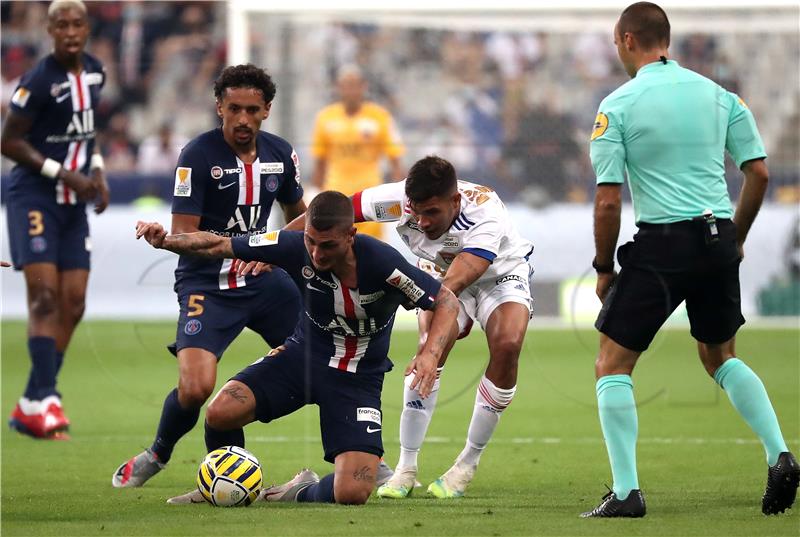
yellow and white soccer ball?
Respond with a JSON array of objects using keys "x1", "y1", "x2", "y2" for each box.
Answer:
[{"x1": 197, "y1": 446, "x2": 263, "y2": 507}]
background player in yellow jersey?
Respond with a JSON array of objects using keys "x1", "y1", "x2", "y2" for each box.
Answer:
[{"x1": 311, "y1": 65, "x2": 405, "y2": 240}]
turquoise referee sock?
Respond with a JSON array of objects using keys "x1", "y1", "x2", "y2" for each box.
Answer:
[
  {"x1": 714, "y1": 358, "x2": 788, "y2": 466},
  {"x1": 596, "y1": 374, "x2": 639, "y2": 500}
]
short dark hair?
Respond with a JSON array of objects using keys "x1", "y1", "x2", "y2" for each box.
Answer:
[
  {"x1": 307, "y1": 191, "x2": 354, "y2": 232},
  {"x1": 213, "y1": 64, "x2": 276, "y2": 104},
  {"x1": 405, "y1": 156, "x2": 457, "y2": 203},
  {"x1": 618, "y1": 2, "x2": 670, "y2": 50}
]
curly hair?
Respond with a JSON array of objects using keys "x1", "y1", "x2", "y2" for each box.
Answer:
[{"x1": 213, "y1": 64, "x2": 276, "y2": 104}]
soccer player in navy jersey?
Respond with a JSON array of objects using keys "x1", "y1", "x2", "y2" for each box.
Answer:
[
  {"x1": 112, "y1": 64, "x2": 305, "y2": 488},
  {"x1": 135, "y1": 191, "x2": 459, "y2": 505},
  {"x1": 1, "y1": 0, "x2": 109, "y2": 440}
]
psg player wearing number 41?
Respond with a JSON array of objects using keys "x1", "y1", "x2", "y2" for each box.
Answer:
[
  {"x1": 112, "y1": 65, "x2": 305, "y2": 488},
  {"x1": 1, "y1": 0, "x2": 110, "y2": 440},
  {"x1": 135, "y1": 191, "x2": 459, "y2": 505}
]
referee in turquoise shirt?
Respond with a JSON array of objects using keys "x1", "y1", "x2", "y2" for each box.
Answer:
[{"x1": 583, "y1": 2, "x2": 798, "y2": 518}]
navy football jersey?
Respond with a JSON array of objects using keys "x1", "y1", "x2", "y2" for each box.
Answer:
[
  {"x1": 7, "y1": 53, "x2": 105, "y2": 205},
  {"x1": 172, "y1": 128, "x2": 303, "y2": 295},
  {"x1": 232, "y1": 231, "x2": 441, "y2": 374}
]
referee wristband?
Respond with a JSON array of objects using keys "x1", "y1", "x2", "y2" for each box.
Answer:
[
  {"x1": 40, "y1": 158, "x2": 62, "y2": 180},
  {"x1": 90, "y1": 153, "x2": 105, "y2": 171},
  {"x1": 592, "y1": 257, "x2": 615, "y2": 274}
]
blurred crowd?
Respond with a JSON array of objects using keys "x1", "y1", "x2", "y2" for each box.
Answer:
[{"x1": 2, "y1": 2, "x2": 797, "y2": 205}]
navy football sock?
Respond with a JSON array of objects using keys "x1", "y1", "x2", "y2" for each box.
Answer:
[
  {"x1": 23, "y1": 337, "x2": 58, "y2": 400},
  {"x1": 54, "y1": 351, "x2": 64, "y2": 377},
  {"x1": 204, "y1": 421, "x2": 245, "y2": 452},
  {"x1": 297, "y1": 473, "x2": 335, "y2": 503},
  {"x1": 149, "y1": 389, "x2": 201, "y2": 463}
]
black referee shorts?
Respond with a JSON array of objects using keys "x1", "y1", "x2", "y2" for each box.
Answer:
[{"x1": 596, "y1": 219, "x2": 744, "y2": 352}]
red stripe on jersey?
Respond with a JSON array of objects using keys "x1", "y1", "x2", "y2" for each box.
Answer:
[
  {"x1": 75, "y1": 73, "x2": 86, "y2": 110},
  {"x1": 337, "y1": 287, "x2": 357, "y2": 370},
  {"x1": 227, "y1": 259, "x2": 239, "y2": 289},
  {"x1": 244, "y1": 163, "x2": 254, "y2": 206},
  {"x1": 339, "y1": 335, "x2": 357, "y2": 371},
  {"x1": 70, "y1": 141, "x2": 82, "y2": 172},
  {"x1": 352, "y1": 191, "x2": 365, "y2": 223},
  {"x1": 63, "y1": 184, "x2": 71, "y2": 204}
]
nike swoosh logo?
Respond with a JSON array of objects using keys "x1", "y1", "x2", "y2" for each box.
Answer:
[
  {"x1": 366, "y1": 426, "x2": 381, "y2": 433},
  {"x1": 306, "y1": 283, "x2": 326, "y2": 293},
  {"x1": 55, "y1": 92, "x2": 71, "y2": 103},
  {"x1": 218, "y1": 182, "x2": 237, "y2": 190}
]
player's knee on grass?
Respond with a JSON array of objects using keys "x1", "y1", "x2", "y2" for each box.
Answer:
[{"x1": 333, "y1": 477, "x2": 372, "y2": 505}]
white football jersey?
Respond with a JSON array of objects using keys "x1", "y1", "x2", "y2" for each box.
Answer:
[{"x1": 354, "y1": 180, "x2": 533, "y2": 284}]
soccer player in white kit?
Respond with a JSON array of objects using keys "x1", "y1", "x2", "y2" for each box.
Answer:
[{"x1": 356, "y1": 156, "x2": 534, "y2": 498}]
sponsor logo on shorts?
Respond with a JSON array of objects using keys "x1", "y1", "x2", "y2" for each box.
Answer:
[
  {"x1": 496, "y1": 274, "x2": 524, "y2": 285},
  {"x1": 265, "y1": 175, "x2": 279, "y2": 192},
  {"x1": 260, "y1": 162, "x2": 284, "y2": 174},
  {"x1": 30, "y1": 236, "x2": 47, "y2": 253},
  {"x1": 366, "y1": 426, "x2": 381, "y2": 433},
  {"x1": 210, "y1": 166, "x2": 223, "y2": 180},
  {"x1": 356, "y1": 407, "x2": 381, "y2": 425},
  {"x1": 184, "y1": 319, "x2": 202, "y2": 335}
]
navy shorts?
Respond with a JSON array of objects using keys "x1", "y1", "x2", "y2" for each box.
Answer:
[
  {"x1": 596, "y1": 219, "x2": 744, "y2": 352},
  {"x1": 7, "y1": 196, "x2": 90, "y2": 271},
  {"x1": 233, "y1": 341, "x2": 385, "y2": 463},
  {"x1": 172, "y1": 268, "x2": 301, "y2": 359}
]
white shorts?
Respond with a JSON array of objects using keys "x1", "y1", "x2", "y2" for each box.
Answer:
[{"x1": 419, "y1": 260, "x2": 534, "y2": 333}]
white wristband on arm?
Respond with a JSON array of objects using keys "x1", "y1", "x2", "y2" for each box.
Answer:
[
  {"x1": 90, "y1": 153, "x2": 105, "y2": 171},
  {"x1": 40, "y1": 158, "x2": 62, "y2": 180}
]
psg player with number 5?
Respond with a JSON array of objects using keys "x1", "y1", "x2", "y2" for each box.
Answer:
[{"x1": 112, "y1": 64, "x2": 305, "y2": 490}]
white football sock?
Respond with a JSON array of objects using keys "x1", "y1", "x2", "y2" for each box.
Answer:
[
  {"x1": 397, "y1": 367, "x2": 443, "y2": 469},
  {"x1": 456, "y1": 375, "x2": 516, "y2": 467}
]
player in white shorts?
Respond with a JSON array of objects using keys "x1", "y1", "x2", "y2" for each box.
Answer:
[
  {"x1": 243, "y1": 155, "x2": 534, "y2": 498},
  {"x1": 355, "y1": 156, "x2": 534, "y2": 498}
]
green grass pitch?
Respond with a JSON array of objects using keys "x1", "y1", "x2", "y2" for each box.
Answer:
[{"x1": 2, "y1": 320, "x2": 798, "y2": 536}]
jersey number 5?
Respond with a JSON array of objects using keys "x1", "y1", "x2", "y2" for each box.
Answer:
[{"x1": 188, "y1": 294, "x2": 205, "y2": 317}]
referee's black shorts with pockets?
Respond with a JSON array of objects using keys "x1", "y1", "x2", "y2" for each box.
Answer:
[{"x1": 596, "y1": 219, "x2": 743, "y2": 352}]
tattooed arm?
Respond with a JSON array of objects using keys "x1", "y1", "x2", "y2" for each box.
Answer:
[
  {"x1": 135, "y1": 221, "x2": 234, "y2": 259},
  {"x1": 440, "y1": 251, "x2": 492, "y2": 297},
  {"x1": 405, "y1": 284, "x2": 459, "y2": 398}
]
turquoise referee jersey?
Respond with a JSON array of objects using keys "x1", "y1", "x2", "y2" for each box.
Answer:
[{"x1": 590, "y1": 59, "x2": 766, "y2": 224}]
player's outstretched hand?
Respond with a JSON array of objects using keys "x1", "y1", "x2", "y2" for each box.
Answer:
[
  {"x1": 135, "y1": 221, "x2": 167, "y2": 249},
  {"x1": 404, "y1": 353, "x2": 437, "y2": 399},
  {"x1": 237, "y1": 261, "x2": 272, "y2": 277},
  {"x1": 59, "y1": 169, "x2": 97, "y2": 201}
]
